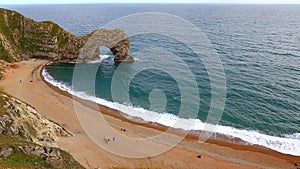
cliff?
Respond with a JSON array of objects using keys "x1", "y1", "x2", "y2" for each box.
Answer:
[
  {"x1": 0, "y1": 136, "x2": 84, "y2": 168},
  {"x1": 79, "y1": 29, "x2": 133, "y2": 62},
  {"x1": 0, "y1": 90, "x2": 84, "y2": 168},
  {"x1": 0, "y1": 8, "x2": 133, "y2": 63},
  {"x1": 0, "y1": 92, "x2": 72, "y2": 147}
]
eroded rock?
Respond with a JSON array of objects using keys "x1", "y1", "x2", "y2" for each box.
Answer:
[
  {"x1": 0, "y1": 8, "x2": 133, "y2": 63},
  {"x1": 0, "y1": 147, "x2": 13, "y2": 158},
  {"x1": 0, "y1": 93, "x2": 72, "y2": 147},
  {"x1": 79, "y1": 29, "x2": 133, "y2": 62}
]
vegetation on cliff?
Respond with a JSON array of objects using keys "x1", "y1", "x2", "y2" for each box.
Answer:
[
  {"x1": 0, "y1": 8, "x2": 133, "y2": 63},
  {"x1": 0, "y1": 90, "x2": 84, "y2": 168},
  {"x1": 0, "y1": 8, "x2": 93, "y2": 62},
  {"x1": 0, "y1": 91, "x2": 72, "y2": 147},
  {"x1": 0, "y1": 135, "x2": 84, "y2": 169}
]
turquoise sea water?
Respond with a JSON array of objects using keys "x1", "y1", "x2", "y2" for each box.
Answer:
[{"x1": 4, "y1": 4, "x2": 300, "y2": 155}]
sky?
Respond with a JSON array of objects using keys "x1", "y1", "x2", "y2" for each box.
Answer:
[{"x1": 0, "y1": 0, "x2": 300, "y2": 4}]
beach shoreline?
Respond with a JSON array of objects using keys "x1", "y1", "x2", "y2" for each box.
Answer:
[
  {"x1": 41, "y1": 62, "x2": 300, "y2": 160},
  {"x1": 0, "y1": 59, "x2": 299, "y2": 169}
]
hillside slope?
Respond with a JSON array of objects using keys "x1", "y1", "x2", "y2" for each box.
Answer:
[
  {"x1": 0, "y1": 90, "x2": 84, "y2": 168},
  {"x1": 0, "y1": 8, "x2": 94, "y2": 62}
]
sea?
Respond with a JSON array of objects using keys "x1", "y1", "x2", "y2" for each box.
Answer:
[{"x1": 3, "y1": 4, "x2": 299, "y2": 156}]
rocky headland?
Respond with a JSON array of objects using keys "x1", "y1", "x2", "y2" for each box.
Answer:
[{"x1": 0, "y1": 8, "x2": 133, "y2": 63}]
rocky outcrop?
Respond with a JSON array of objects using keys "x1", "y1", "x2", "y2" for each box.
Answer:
[
  {"x1": 0, "y1": 92, "x2": 72, "y2": 147},
  {"x1": 0, "y1": 91, "x2": 84, "y2": 168},
  {"x1": 0, "y1": 60, "x2": 6, "y2": 79},
  {"x1": 0, "y1": 137, "x2": 84, "y2": 168},
  {"x1": 79, "y1": 29, "x2": 134, "y2": 62},
  {"x1": 19, "y1": 145, "x2": 77, "y2": 168},
  {"x1": 0, "y1": 8, "x2": 133, "y2": 63},
  {"x1": 0, "y1": 147, "x2": 13, "y2": 158}
]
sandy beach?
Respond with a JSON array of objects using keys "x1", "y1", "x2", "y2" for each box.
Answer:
[{"x1": 0, "y1": 59, "x2": 299, "y2": 169}]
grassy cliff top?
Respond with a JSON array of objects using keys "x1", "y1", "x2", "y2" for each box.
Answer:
[{"x1": 0, "y1": 8, "x2": 91, "y2": 63}]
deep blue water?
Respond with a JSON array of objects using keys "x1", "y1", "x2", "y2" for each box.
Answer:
[{"x1": 3, "y1": 4, "x2": 300, "y2": 155}]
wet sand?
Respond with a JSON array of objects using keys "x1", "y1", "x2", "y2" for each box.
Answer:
[{"x1": 0, "y1": 59, "x2": 299, "y2": 169}]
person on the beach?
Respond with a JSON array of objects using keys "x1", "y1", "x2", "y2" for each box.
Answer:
[{"x1": 104, "y1": 136, "x2": 108, "y2": 143}]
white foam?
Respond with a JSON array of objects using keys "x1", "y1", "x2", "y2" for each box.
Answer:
[
  {"x1": 99, "y1": 55, "x2": 113, "y2": 63},
  {"x1": 214, "y1": 126, "x2": 300, "y2": 156},
  {"x1": 42, "y1": 68, "x2": 300, "y2": 156},
  {"x1": 85, "y1": 55, "x2": 113, "y2": 64},
  {"x1": 42, "y1": 68, "x2": 72, "y2": 92},
  {"x1": 285, "y1": 133, "x2": 300, "y2": 139},
  {"x1": 87, "y1": 60, "x2": 101, "y2": 64}
]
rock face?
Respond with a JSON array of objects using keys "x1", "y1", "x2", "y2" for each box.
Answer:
[
  {"x1": 0, "y1": 91, "x2": 84, "y2": 168},
  {"x1": 0, "y1": 8, "x2": 133, "y2": 63},
  {"x1": 0, "y1": 147, "x2": 13, "y2": 158},
  {"x1": 0, "y1": 92, "x2": 72, "y2": 147},
  {"x1": 0, "y1": 92, "x2": 84, "y2": 168},
  {"x1": 79, "y1": 29, "x2": 134, "y2": 62},
  {"x1": 0, "y1": 138, "x2": 84, "y2": 168}
]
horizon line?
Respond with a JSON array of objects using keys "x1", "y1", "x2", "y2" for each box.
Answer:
[{"x1": 1, "y1": 2, "x2": 300, "y2": 5}]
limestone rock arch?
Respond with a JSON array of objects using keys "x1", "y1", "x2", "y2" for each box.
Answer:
[{"x1": 78, "y1": 29, "x2": 134, "y2": 63}]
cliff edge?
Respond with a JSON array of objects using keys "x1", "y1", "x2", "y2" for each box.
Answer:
[
  {"x1": 0, "y1": 91, "x2": 84, "y2": 168},
  {"x1": 0, "y1": 8, "x2": 133, "y2": 63}
]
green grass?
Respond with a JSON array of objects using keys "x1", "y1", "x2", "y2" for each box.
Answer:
[
  {"x1": 0, "y1": 135, "x2": 51, "y2": 168},
  {"x1": 0, "y1": 16, "x2": 15, "y2": 62},
  {"x1": 0, "y1": 136, "x2": 25, "y2": 146},
  {"x1": 0, "y1": 9, "x2": 21, "y2": 62},
  {"x1": 4, "y1": 151, "x2": 52, "y2": 168},
  {"x1": 0, "y1": 8, "x2": 84, "y2": 62},
  {"x1": 0, "y1": 14, "x2": 12, "y2": 37},
  {"x1": 49, "y1": 22, "x2": 60, "y2": 36},
  {"x1": 58, "y1": 36, "x2": 69, "y2": 49},
  {"x1": 0, "y1": 45, "x2": 14, "y2": 62},
  {"x1": 0, "y1": 135, "x2": 84, "y2": 168},
  {"x1": 8, "y1": 10, "x2": 23, "y2": 30}
]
